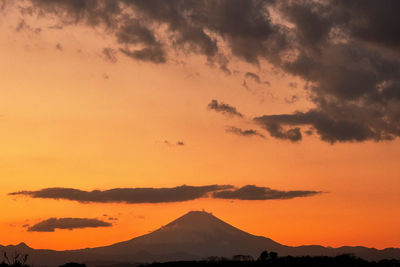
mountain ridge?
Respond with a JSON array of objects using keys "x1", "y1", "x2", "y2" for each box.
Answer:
[{"x1": 1, "y1": 211, "x2": 400, "y2": 266}]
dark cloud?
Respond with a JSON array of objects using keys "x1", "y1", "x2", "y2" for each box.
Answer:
[
  {"x1": 102, "y1": 47, "x2": 117, "y2": 63},
  {"x1": 27, "y1": 218, "x2": 112, "y2": 232},
  {"x1": 226, "y1": 126, "x2": 265, "y2": 139},
  {"x1": 120, "y1": 47, "x2": 166, "y2": 64},
  {"x1": 55, "y1": 43, "x2": 62, "y2": 51},
  {"x1": 333, "y1": 0, "x2": 400, "y2": 52},
  {"x1": 14, "y1": 0, "x2": 400, "y2": 143},
  {"x1": 28, "y1": 0, "x2": 121, "y2": 28},
  {"x1": 9, "y1": 185, "x2": 234, "y2": 204},
  {"x1": 116, "y1": 19, "x2": 157, "y2": 46},
  {"x1": 124, "y1": 0, "x2": 283, "y2": 64},
  {"x1": 254, "y1": 107, "x2": 392, "y2": 144},
  {"x1": 16, "y1": 19, "x2": 41, "y2": 34},
  {"x1": 116, "y1": 19, "x2": 167, "y2": 63},
  {"x1": 25, "y1": 0, "x2": 166, "y2": 63},
  {"x1": 263, "y1": 0, "x2": 400, "y2": 143},
  {"x1": 254, "y1": 114, "x2": 303, "y2": 142},
  {"x1": 305, "y1": 128, "x2": 314, "y2": 136},
  {"x1": 212, "y1": 185, "x2": 322, "y2": 200},
  {"x1": 20, "y1": 0, "x2": 286, "y2": 66},
  {"x1": 244, "y1": 72, "x2": 261, "y2": 84},
  {"x1": 208, "y1": 100, "x2": 243, "y2": 118},
  {"x1": 10, "y1": 185, "x2": 323, "y2": 203}
]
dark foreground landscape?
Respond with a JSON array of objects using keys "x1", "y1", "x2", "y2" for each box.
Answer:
[
  {"x1": 2, "y1": 212, "x2": 400, "y2": 267},
  {"x1": 2, "y1": 252, "x2": 400, "y2": 267}
]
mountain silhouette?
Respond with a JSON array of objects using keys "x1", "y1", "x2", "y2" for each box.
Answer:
[
  {"x1": 2, "y1": 211, "x2": 400, "y2": 266},
  {"x1": 88, "y1": 211, "x2": 282, "y2": 259}
]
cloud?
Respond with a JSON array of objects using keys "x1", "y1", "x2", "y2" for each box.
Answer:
[
  {"x1": 10, "y1": 184, "x2": 323, "y2": 203},
  {"x1": 244, "y1": 72, "x2": 261, "y2": 84},
  {"x1": 120, "y1": 47, "x2": 166, "y2": 64},
  {"x1": 116, "y1": 19, "x2": 166, "y2": 63},
  {"x1": 263, "y1": 0, "x2": 400, "y2": 143},
  {"x1": 9, "y1": 185, "x2": 234, "y2": 204},
  {"x1": 208, "y1": 100, "x2": 243, "y2": 118},
  {"x1": 254, "y1": 109, "x2": 388, "y2": 144},
  {"x1": 102, "y1": 47, "x2": 117, "y2": 63},
  {"x1": 15, "y1": 19, "x2": 41, "y2": 34},
  {"x1": 332, "y1": 0, "x2": 400, "y2": 52},
  {"x1": 226, "y1": 126, "x2": 265, "y2": 139},
  {"x1": 55, "y1": 43, "x2": 63, "y2": 51},
  {"x1": 14, "y1": 0, "x2": 400, "y2": 143},
  {"x1": 212, "y1": 185, "x2": 322, "y2": 200},
  {"x1": 254, "y1": 114, "x2": 303, "y2": 142},
  {"x1": 19, "y1": 0, "x2": 285, "y2": 66},
  {"x1": 163, "y1": 140, "x2": 185, "y2": 147},
  {"x1": 27, "y1": 218, "x2": 112, "y2": 232}
]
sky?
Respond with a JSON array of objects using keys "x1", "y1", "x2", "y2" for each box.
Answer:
[{"x1": 0, "y1": 0, "x2": 400, "y2": 251}]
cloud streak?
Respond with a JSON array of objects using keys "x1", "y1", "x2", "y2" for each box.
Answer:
[
  {"x1": 212, "y1": 185, "x2": 322, "y2": 200},
  {"x1": 226, "y1": 126, "x2": 265, "y2": 139},
  {"x1": 9, "y1": 185, "x2": 233, "y2": 204},
  {"x1": 27, "y1": 218, "x2": 112, "y2": 232},
  {"x1": 208, "y1": 100, "x2": 243, "y2": 118},
  {"x1": 9, "y1": 184, "x2": 322, "y2": 203},
  {"x1": 244, "y1": 72, "x2": 261, "y2": 84}
]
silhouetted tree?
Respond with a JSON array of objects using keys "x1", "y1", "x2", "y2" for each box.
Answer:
[
  {"x1": 232, "y1": 255, "x2": 253, "y2": 261},
  {"x1": 141, "y1": 253, "x2": 400, "y2": 267},
  {"x1": 258, "y1": 250, "x2": 269, "y2": 261},
  {"x1": 269, "y1": 251, "x2": 278, "y2": 260},
  {"x1": 1, "y1": 252, "x2": 28, "y2": 267}
]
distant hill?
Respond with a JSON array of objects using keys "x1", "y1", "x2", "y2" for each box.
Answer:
[{"x1": 2, "y1": 211, "x2": 400, "y2": 266}]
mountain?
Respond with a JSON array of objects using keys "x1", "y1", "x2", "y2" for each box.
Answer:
[
  {"x1": 1, "y1": 211, "x2": 400, "y2": 266},
  {"x1": 84, "y1": 211, "x2": 283, "y2": 260}
]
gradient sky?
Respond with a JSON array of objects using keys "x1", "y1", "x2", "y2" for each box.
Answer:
[{"x1": 1, "y1": 0, "x2": 400, "y2": 250}]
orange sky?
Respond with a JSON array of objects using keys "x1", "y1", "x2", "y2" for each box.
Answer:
[{"x1": 1, "y1": 2, "x2": 400, "y2": 251}]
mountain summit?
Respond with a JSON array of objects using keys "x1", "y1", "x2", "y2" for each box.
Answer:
[{"x1": 144, "y1": 210, "x2": 265, "y2": 243}]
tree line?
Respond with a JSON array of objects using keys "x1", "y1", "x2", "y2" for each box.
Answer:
[{"x1": 2, "y1": 251, "x2": 400, "y2": 267}]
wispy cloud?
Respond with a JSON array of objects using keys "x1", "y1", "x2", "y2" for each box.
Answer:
[
  {"x1": 208, "y1": 100, "x2": 243, "y2": 118},
  {"x1": 244, "y1": 72, "x2": 261, "y2": 84},
  {"x1": 164, "y1": 140, "x2": 185, "y2": 147},
  {"x1": 102, "y1": 47, "x2": 117, "y2": 63},
  {"x1": 226, "y1": 126, "x2": 265, "y2": 139}
]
